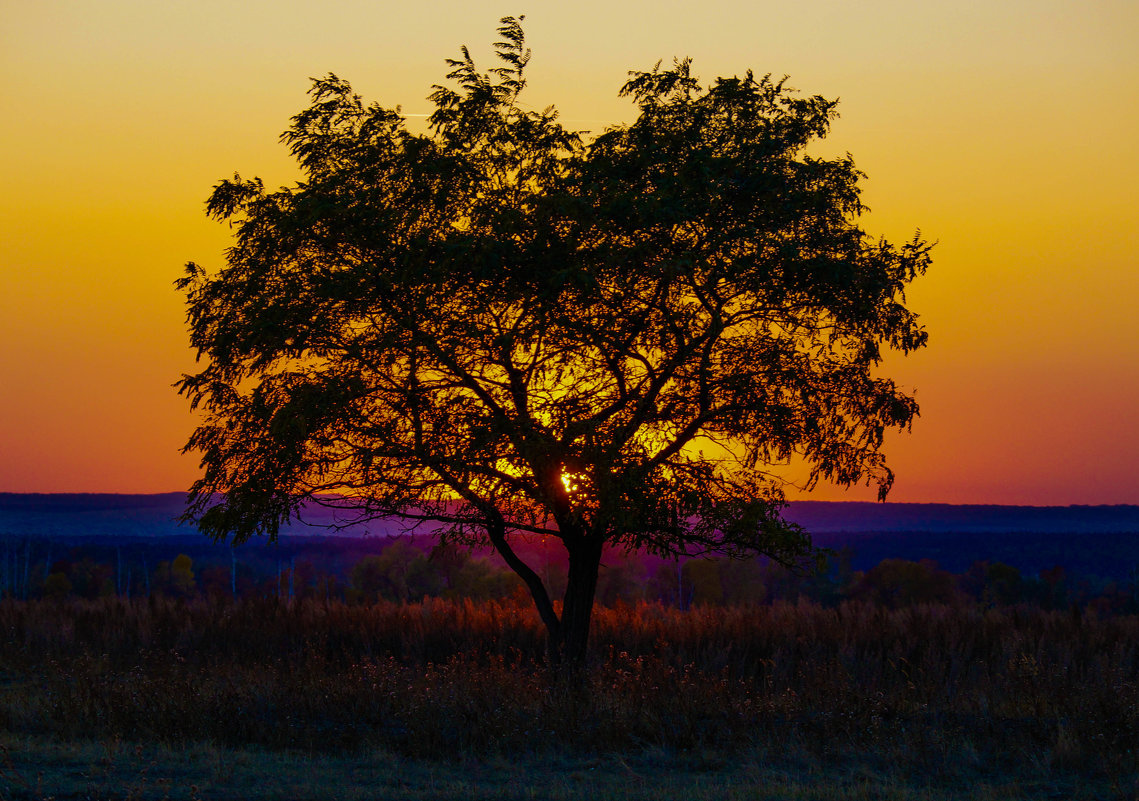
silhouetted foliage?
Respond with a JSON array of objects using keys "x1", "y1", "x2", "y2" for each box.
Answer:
[
  {"x1": 177, "y1": 18, "x2": 931, "y2": 665},
  {"x1": 152, "y1": 553, "x2": 196, "y2": 599},
  {"x1": 348, "y1": 540, "x2": 446, "y2": 602},
  {"x1": 850, "y1": 558, "x2": 959, "y2": 608}
]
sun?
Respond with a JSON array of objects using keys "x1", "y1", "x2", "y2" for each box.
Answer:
[{"x1": 560, "y1": 471, "x2": 580, "y2": 495}]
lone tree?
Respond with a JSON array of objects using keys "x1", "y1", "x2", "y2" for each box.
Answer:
[{"x1": 178, "y1": 17, "x2": 931, "y2": 665}]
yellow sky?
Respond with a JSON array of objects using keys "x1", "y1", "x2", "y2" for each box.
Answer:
[{"x1": 2, "y1": 0, "x2": 1137, "y2": 503}]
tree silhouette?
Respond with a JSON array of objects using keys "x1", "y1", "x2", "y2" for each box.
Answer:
[{"x1": 177, "y1": 17, "x2": 931, "y2": 666}]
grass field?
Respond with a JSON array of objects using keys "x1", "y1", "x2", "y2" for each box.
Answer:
[
  {"x1": 1, "y1": 596, "x2": 1136, "y2": 799},
  {"x1": 3, "y1": 734, "x2": 1130, "y2": 800}
]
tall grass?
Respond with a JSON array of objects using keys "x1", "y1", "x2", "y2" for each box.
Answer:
[{"x1": 0, "y1": 596, "x2": 1135, "y2": 779}]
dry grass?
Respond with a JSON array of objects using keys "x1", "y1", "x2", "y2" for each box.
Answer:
[
  {"x1": 1, "y1": 734, "x2": 1129, "y2": 801},
  {"x1": 0, "y1": 596, "x2": 1136, "y2": 796}
]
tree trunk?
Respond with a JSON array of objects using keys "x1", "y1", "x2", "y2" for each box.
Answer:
[{"x1": 558, "y1": 537, "x2": 604, "y2": 669}]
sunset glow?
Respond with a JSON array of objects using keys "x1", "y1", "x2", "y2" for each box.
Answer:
[
  {"x1": 2, "y1": 0, "x2": 1136, "y2": 504},
  {"x1": 561, "y1": 473, "x2": 577, "y2": 496}
]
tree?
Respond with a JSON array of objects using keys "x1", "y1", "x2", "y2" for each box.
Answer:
[
  {"x1": 153, "y1": 553, "x2": 196, "y2": 599},
  {"x1": 177, "y1": 17, "x2": 931, "y2": 666},
  {"x1": 851, "y1": 558, "x2": 958, "y2": 608},
  {"x1": 349, "y1": 540, "x2": 444, "y2": 602}
]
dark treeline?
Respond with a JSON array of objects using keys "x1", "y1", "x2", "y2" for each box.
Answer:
[{"x1": 3, "y1": 533, "x2": 1138, "y2": 616}]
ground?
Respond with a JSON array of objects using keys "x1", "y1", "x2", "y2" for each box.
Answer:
[{"x1": 2, "y1": 735, "x2": 1129, "y2": 801}]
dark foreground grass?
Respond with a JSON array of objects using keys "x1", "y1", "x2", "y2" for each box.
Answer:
[
  {"x1": 0, "y1": 597, "x2": 1136, "y2": 798},
  {"x1": 2, "y1": 734, "x2": 1131, "y2": 801}
]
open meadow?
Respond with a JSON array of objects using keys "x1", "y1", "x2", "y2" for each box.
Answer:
[{"x1": 1, "y1": 595, "x2": 1136, "y2": 799}]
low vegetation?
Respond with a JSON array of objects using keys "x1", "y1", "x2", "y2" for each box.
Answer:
[
  {"x1": 0, "y1": 593, "x2": 1136, "y2": 797},
  {"x1": 7, "y1": 531, "x2": 1138, "y2": 614},
  {"x1": 3, "y1": 535, "x2": 1137, "y2": 797}
]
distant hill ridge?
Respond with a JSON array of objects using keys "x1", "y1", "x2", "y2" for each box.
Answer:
[
  {"x1": 2, "y1": 493, "x2": 1137, "y2": 581},
  {"x1": 2, "y1": 492, "x2": 1137, "y2": 535},
  {"x1": 0, "y1": 492, "x2": 188, "y2": 513},
  {"x1": 783, "y1": 501, "x2": 1139, "y2": 533}
]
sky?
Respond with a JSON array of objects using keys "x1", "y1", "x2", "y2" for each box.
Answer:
[{"x1": 1, "y1": 0, "x2": 1137, "y2": 505}]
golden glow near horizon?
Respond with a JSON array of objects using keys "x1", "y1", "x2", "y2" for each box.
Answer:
[{"x1": 2, "y1": 0, "x2": 1137, "y2": 503}]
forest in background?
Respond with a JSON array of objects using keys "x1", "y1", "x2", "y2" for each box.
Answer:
[
  {"x1": 1, "y1": 529, "x2": 1137, "y2": 618},
  {"x1": 2, "y1": 493, "x2": 1138, "y2": 612}
]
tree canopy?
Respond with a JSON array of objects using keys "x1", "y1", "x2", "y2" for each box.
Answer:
[{"x1": 178, "y1": 17, "x2": 931, "y2": 663}]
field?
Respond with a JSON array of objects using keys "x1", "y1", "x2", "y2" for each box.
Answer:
[{"x1": 1, "y1": 596, "x2": 1137, "y2": 799}]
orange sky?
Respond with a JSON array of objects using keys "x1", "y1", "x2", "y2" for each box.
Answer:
[{"x1": 2, "y1": 1, "x2": 1137, "y2": 504}]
